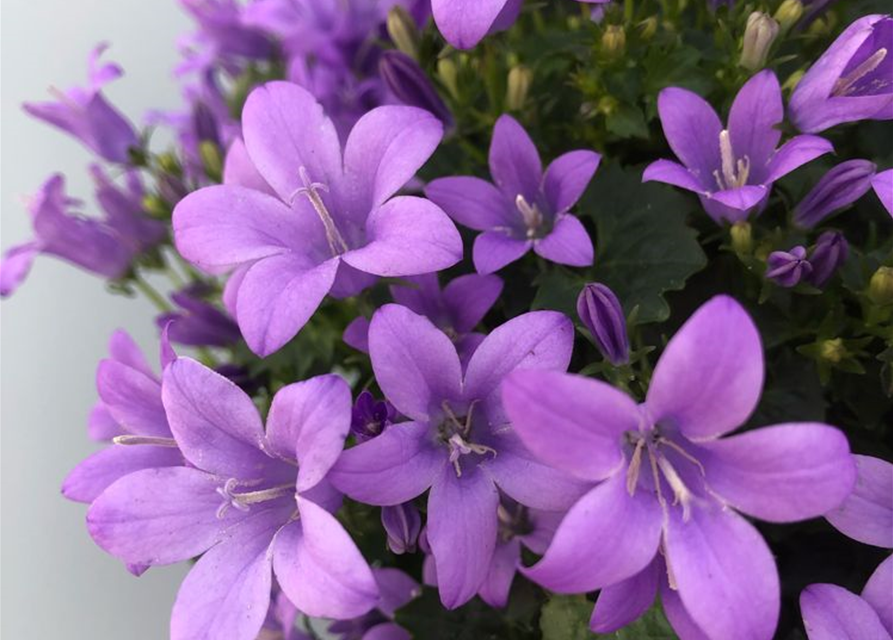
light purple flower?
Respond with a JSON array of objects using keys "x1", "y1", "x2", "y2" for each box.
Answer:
[
  {"x1": 87, "y1": 359, "x2": 379, "y2": 639},
  {"x1": 89, "y1": 165, "x2": 166, "y2": 252},
  {"x1": 873, "y1": 169, "x2": 893, "y2": 216},
  {"x1": 789, "y1": 15, "x2": 893, "y2": 133},
  {"x1": 431, "y1": 0, "x2": 523, "y2": 49},
  {"x1": 173, "y1": 81, "x2": 462, "y2": 356},
  {"x1": 177, "y1": 0, "x2": 273, "y2": 75},
  {"x1": 426, "y1": 114, "x2": 598, "y2": 274},
  {"x1": 23, "y1": 43, "x2": 138, "y2": 164},
  {"x1": 501, "y1": 295, "x2": 856, "y2": 640},
  {"x1": 801, "y1": 556, "x2": 893, "y2": 640},
  {"x1": 328, "y1": 568, "x2": 420, "y2": 640},
  {"x1": 328, "y1": 304, "x2": 589, "y2": 609},
  {"x1": 155, "y1": 284, "x2": 241, "y2": 347},
  {"x1": 766, "y1": 245, "x2": 813, "y2": 287},
  {"x1": 794, "y1": 160, "x2": 877, "y2": 228},
  {"x1": 576, "y1": 283, "x2": 629, "y2": 366},
  {"x1": 825, "y1": 454, "x2": 893, "y2": 548},
  {"x1": 807, "y1": 231, "x2": 849, "y2": 287},
  {"x1": 644, "y1": 70, "x2": 833, "y2": 224}
]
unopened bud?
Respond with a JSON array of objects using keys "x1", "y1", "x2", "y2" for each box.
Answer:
[
  {"x1": 601, "y1": 25, "x2": 626, "y2": 57},
  {"x1": 157, "y1": 152, "x2": 183, "y2": 177},
  {"x1": 142, "y1": 194, "x2": 171, "y2": 219},
  {"x1": 381, "y1": 503, "x2": 422, "y2": 554},
  {"x1": 193, "y1": 102, "x2": 221, "y2": 147},
  {"x1": 577, "y1": 283, "x2": 630, "y2": 365},
  {"x1": 766, "y1": 246, "x2": 812, "y2": 287},
  {"x1": 774, "y1": 0, "x2": 804, "y2": 31},
  {"x1": 380, "y1": 51, "x2": 453, "y2": 126},
  {"x1": 819, "y1": 338, "x2": 847, "y2": 364},
  {"x1": 740, "y1": 12, "x2": 779, "y2": 71},
  {"x1": 437, "y1": 58, "x2": 460, "y2": 100},
  {"x1": 638, "y1": 17, "x2": 659, "y2": 40},
  {"x1": 807, "y1": 231, "x2": 849, "y2": 287},
  {"x1": 505, "y1": 65, "x2": 533, "y2": 111},
  {"x1": 387, "y1": 6, "x2": 420, "y2": 59},
  {"x1": 199, "y1": 141, "x2": 223, "y2": 182},
  {"x1": 794, "y1": 160, "x2": 876, "y2": 228},
  {"x1": 868, "y1": 266, "x2": 893, "y2": 306},
  {"x1": 730, "y1": 221, "x2": 753, "y2": 255}
]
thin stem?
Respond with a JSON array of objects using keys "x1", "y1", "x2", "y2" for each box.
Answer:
[{"x1": 132, "y1": 274, "x2": 171, "y2": 312}]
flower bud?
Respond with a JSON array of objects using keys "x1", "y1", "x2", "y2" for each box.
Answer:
[
  {"x1": 192, "y1": 102, "x2": 221, "y2": 147},
  {"x1": 774, "y1": 0, "x2": 804, "y2": 31},
  {"x1": 740, "y1": 12, "x2": 779, "y2": 71},
  {"x1": 436, "y1": 58, "x2": 460, "y2": 101},
  {"x1": 601, "y1": 26, "x2": 626, "y2": 57},
  {"x1": 638, "y1": 17, "x2": 659, "y2": 40},
  {"x1": 351, "y1": 391, "x2": 396, "y2": 442},
  {"x1": 794, "y1": 160, "x2": 876, "y2": 228},
  {"x1": 819, "y1": 338, "x2": 846, "y2": 364},
  {"x1": 142, "y1": 194, "x2": 171, "y2": 219},
  {"x1": 730, "y1": 221, "x2": 753, "y2": 255},
  {"x1": 576, "y1": 283, "x2": 630, "y2": 365},
  {"x1": 381, "y1": 503, "x2": 422, "y2": 554},
  {"x1": 766, "y1": 246, "x2": 812, "y2": 287},
  {"x1": 380, "y1": 51, "x2": 453, "y2": 126},
  {"x1": 807, "y1": 231, "x2": 848, "y2": 287},
  {"x1": 387, "y1": 6, "x2": 420, "y2": 59},
  {"x1": 199, "y1": 140, "x2": 223, "y2": 182},
  {"x1": 868, "y1": 266, "x2": 893, "y2": 306},
  {"x1": 505, "y1": 65, "x2": 533, "y2": 111}
]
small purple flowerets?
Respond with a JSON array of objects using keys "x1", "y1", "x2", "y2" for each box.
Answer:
[
  {"x1": 23, "y1": 43, "x2": 139, "y2": 164},
  {"x1": 501, "y1": 296, "x2": 856, "y2": 639},
  {"x1": 173, "y1": 81, "x2": 462, "y2": 356},
  {"x1": 427, "y1": 114, "x2": 599, "y2": 274},
  {"x1": 644, "y1": 70, "x2": 833, "y2": 224},
  {"x1": 789, "y1": 15, "x2": 893, "y2": 134},
  {"x1": 795, "y1": 160, "x2": 877, "y2": 228},
  {"x1": 767, "y1": 246, "x2": 813, "y2": 287},
  {"x1": 577, "y1": 283, "x2": 630, "y2": 365}
]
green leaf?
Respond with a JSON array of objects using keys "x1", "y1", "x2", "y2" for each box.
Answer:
[
  {"x1": 582, "y1": 163, "x2": 707, "y2": 325},
  {"x1": 606, "y1": 104, "x2": 649, "y2": 140},
  {"x1": 540, "y1": 595, "x2": 593, "y2": 640}
]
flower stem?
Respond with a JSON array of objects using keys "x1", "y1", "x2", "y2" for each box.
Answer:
[{"x1": 132, "y1": 274, "x2": 171, "y2": 312}]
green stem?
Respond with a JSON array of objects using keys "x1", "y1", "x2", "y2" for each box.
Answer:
[{"x1": 133, "y1": 274, "x2": 171, "y2": 312}]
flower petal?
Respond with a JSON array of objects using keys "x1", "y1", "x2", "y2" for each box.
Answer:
[
  {"x1": 442, "y1": 273, "x2": 504, "y2": 333},
  {"x1": 708, "y1": 185, "x2": 768, "y2": 211},
  {"x1": 425, "y1": 176, "x2": 515, "y2": 231},
  {"x1": 646, "y1": 295, "x2": 763, "y2": 441},
  {"x1": 502, "y1": 370, "x2": 638, "y2": 482},
  {"x1": 222, "y1": 137, "x2": 275, "y2": 196},
  {"x1": 825, "y1": 455, "x2": 893, "y2": 548},
  {"x1": 106, "y1": 329, "x2": 154, "y2": 377},
  {"x1": 431, "y1": 0, "x2": 510, "y2": 49},
  {"x1": 427, "y1": 463, "x2": 500, "y2": 609},
  {"x1": 368, "y1": 304, "x2": 463, "y2": 422},
  {"x1": 489, "y1": 115, "x2": 543, "y2": 202},
  {"x1": 341, "y1": 196, "x2": 462, "y2": 277},
  {"x1": 472, "y1": 231, "x2": 530, "y2": 274},
  {"x1": 274, "y1": 497, "x2": 379, "y2": 619},
  {"x1": 590, "y1": 557, "x2": 660, "y2": 633},
  {"x1": 728, "y1": 70, "x2": 783, "y2": 179},
  {"x1": 523, "y1": 471, "x2": 663, "y2": 593},
  {"x1": 96, "y1": 360, "x2": 168, "y2": 437},
  {"x1": 328, "y1": 421, "x2": 443, "y2": 505},
  {"x1": 660, "y1": 579, "x2": 712, "y2": 640},
  {"x1": 700, "y1": 423, "x2": 856, "y2": 522},
  {"x1": 800, "y1": 583, "x2": 892, "y2": 640},
  {"x1": 863, "y1": 556, "x2": 893, "y2": 637},
  {"x1": 479, "y1": 538, "x2": 521, "y2": 608},
  {"x1": 764, "y1": 135, "x2": 834, "y2": 184},
  {"x1": 656, "y1": 87, "x2": 723, "y2": 187},
  {"x1": 533, "y1": 214, "x2": 594, "y2": 267},
  {"x1": 665, "y1": 506, "x2": 780, "y2": 640},
  {"x1": 62, "y1": 445, "x2": 183, "y2": 504},
  {"x1": 642, "y1": 159, "x2": 708, "y2": 193},
  {"x1": 265, "y1": 374, "x2": 352, "y2": 492},
  {"x1": 0, "y1": 242, "x2": 39, "y2": 298},
  {"x1": 543, "y1": 150, "x2": 601, "y2": 214},
  {"x1": 872, "y1": 169, "x2": 893, "y2": 216}
]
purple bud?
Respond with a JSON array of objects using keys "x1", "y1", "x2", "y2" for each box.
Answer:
[
  {"x1": 379, "y1": 50, "x2": 453, "y2": 127},
  {"x1": 351, "y1": 391, "x2": 397, "y2": 442},
  {"x1": 576, "y1": 283, "x2": 630, "y2": 365},
  {"x1": 192, "y1": 102, "x2": 221, "y2": 147},
  {"x1": 766, "y1": 246, "x2": 813, "y2": 287},
  {"x1": 807, "y1": 231, "x2": 849, "y2": 287},
  {"x1": 381, "y1": 503, "x2": 422, "y2": 554},
  {"x1": 794, "y1": 160, "x2": 876, "y2": 228}
]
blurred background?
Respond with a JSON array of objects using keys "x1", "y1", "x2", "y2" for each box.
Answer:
[{"x1": 1, "y1": 1, "x2": 194, "y2": 637}]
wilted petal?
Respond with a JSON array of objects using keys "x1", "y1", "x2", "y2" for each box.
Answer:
[
  {"x1": 646, "y1": 295, "x2": 763, "y2": 440},
  {"x1": 425, "y1": 176, "x2": 515, "y2": 232},
  {"x1": 543, "y1": 150, "x2": 601, "y2": 214},
  {"x1": 825, "y1": 455, "x2": 893, "y2": 548},
  {"x1": 863, "y1": 556, "x2": 893, "y2": 636},
  {"x1": 489, "y1": 115, "x2": 543, "y2": 203},
  {"x1": 590, "y1": 557, "x2": 660, "y2": 633},
  {"x1": 62, "y1": 445, "x2": 183, "y2": 503},
  {"x1": 472, "y1": 232, "x2": 530, "y2": 274},
  {"x1": 533, "y1": 215, "x2": 594, "y2": 267},
  {"x1": 656, "y1": 87, "x2": 723, "y2": 186},
  {"x1": 700, "y1": 423, "x2": 856, "y2": 522},
  {"x1": 801, "y1": 583, "x2": 892, "y2": 640}
]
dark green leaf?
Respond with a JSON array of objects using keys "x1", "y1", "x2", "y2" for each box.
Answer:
[{"x1": 540, "y1": 595, "x2": 593, "y2": 640}]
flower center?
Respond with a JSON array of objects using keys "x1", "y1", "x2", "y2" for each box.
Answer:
[
  {"x1": 215, "y1": 479, "x2": 295, "y2": 519},
  {"x1": 713, "y1": 130, "x2": 751, "y2": 191},
  {"x1": 515, "y1": 194, "x2": 544, "y2": 239},
  {"x1": 289, "y1": 166, "x2": 349, "y2": 257},
  {"x1": 437, "y1": 400, "x2": 496, "y2": 477},
  {"x1": 833, "y1": 47, "x2": 889, "y2": 97}
]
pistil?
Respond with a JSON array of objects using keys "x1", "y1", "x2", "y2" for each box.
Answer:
[
  {"x1": 216, "y1": 479, "x2": 295, "y2": 518},
  {"x1": 290, "y1": 166, "x2": 349, "y2": 256},
  {"x1": 112, "y1": 435, "x2": 179, "y2": 447},
  {"x1": 515, "y1": 194, "x2": 544, "y2": 239},
  {"x1": 833, "y1": 48, "x2": 888, "y2": 96}
]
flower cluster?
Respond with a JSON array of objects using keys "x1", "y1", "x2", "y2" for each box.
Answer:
[{"x1": 3, "y1": 1, "x2": 892, "y2": 639}]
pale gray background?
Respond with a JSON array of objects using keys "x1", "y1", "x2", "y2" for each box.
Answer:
[{"x1": 2, "y1": 1, "x2": 197, "y2": 637}]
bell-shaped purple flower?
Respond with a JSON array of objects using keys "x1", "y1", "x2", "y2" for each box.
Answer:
[
  {"x1": 431, "y1": 0, "x2": 522, "y2": 49},
  {"x1": 380, "y1": 50, "x2": 453, "y2": 127},
  {"x1": 789, "y1": 15, "x2": 893, "y2": 133},
  {"x1": 176, "y1": 0, "x2": 273, "y2": 75},
  {"x1": 155, "y1": 284, "x2": 241, "y2": 348},
  {"x1": 426, "y1": 114, "x2": 599, "y2": 274},
  {"x1": 23, "y1": 44, "x2": 139, "y2": 164},
  {"x1": 576, "y1": 283, "x2": 630, "y2": 366},
  {"x1": 795, "y1": 159, "x2": 877, "y2": 228},
  {"x1": 767, "y1": 245, "x2": 813, "y2": 287},
  {"x1": 382, "y1": 502, "x2": 423, "y2": 554},
  {"x1": 644, "y1": 70, "x2": 833, "y2": 224},
  {"x1": 90, "y1": 165, "x2": 166, "y2": 253},
  {"x1": 501, "y1": 295, "x2": 856, "y2": 640},
  {"x1": 807, "y1": 231, "x2": 849, "y2": 287},
  {"x1": 873, "y1": 169, "x2": 893, "y2": 217},
  {"x1": 173, "y1": 81, "x2": 462, "y2": 356}
]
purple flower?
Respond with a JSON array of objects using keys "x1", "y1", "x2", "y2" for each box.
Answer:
[
  {"x1": 177, "y1": 0, "x2": 273, "y2": 75},
  {"x1": 795, "y1": 159, "x2": 877, "y2": 228},
  {"x1": 873, "y1": 169, "x2": 893, "y2": 217},
  {"x1": 801, "y1": 556, "x2": 893, "y2": 640},
  {"x1": 789, "y1": 15, "x2": 893, "y2": 133},
  {"x1": 23, "y1": 43, "x2": 138, "y2": 164},
  {"x1": 644, "y1": 70, "x2": 833, "y2": 224},
  {"x1": 431, "y1": 0, "x2": 523, "y2": 49},
  {"x1": 576, "y1": 283, "x2": 630, "y2": 365},
  {"x1": 767, "y1": 245, "x2": 813, "y2": 287},
  {"x1": 155, "y1": 284, "x2": 241, "y2": 347},
  {"x1": 63, "y1": 328, "x2": 181, "y2": 507},
  {"x1": 351, "y1": 390, "x2": 398, "y2": 442},
  {"x1": 328, "y1": 304, "x2": 589, "y2": 608},
  {"x1": 380, "y1": 50, "x2": 453, "y2": 127},
  {"x1": 90, "y1": 165, "x2": 166, "y2": 252},
  {"x1": 426, "y1": 115, "x2": 598, "y2": 274},
  {"x1": 87, "y1": 360, "x2": 379, "y2": 638},
  {"x1": 259, "y1": 589, "x2": 310, "y2": 640},
  {"x1": 173, "y1": 81, "x2": 462, "y2": 356},
  {"x1": 807, "y1": 231, "x2": 849, "y2": 287},
  {"x1": 328, "y1": 568, "x2": 420, "y2": 640},
  {"x1": 382, "y1": 502, "x2": 422, "y2": 555},
  {"x1": 825, "y1": 455, "x2": 892, "y2": 548},
  {"x1": 501, "y1": 295, "x2": 856, "y2": 639}
]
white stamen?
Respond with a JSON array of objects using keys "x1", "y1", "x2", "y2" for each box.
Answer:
[
  {"x1": 112, "y1": 435, "x2": 178, "y2": 447},
  {"x1": 715, "y1": 130, "x2": 751, "y2": 190},
  {"x1": 289, "y1": 166, "x2": 348, "y2": 256},
  {"x1": 515, "y1": 194, "x2": 544, "y2": 239},
  {"x1": 657, "y1": 456, "x2": 694, "y2": 522},
  {"x1": 626, "y1": 437, "x2": 646, "y2": 496},
  {"x1": 833, "y1": 48, "x2": 888, "y2": 97},
  {"x1": 216, "y1": 479, "x2": 294, "y2": 519}
]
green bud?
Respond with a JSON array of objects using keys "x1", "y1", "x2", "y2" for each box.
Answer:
[
  {"x1": 437, "y1": 59, "x2": 460, "y2": 100},
  {"x1": 157, "y1": 152, "x2": 183, "y2": 177},
  {"x1": 387, "y1": 6, "x2": 420, "y2": 59},
  {"x1": 730, "y1": 221, "x2": 753, "y2": 255},
  {"x1": 774, "y1": 0, "x2": 804, "y2": 31},
  {"x1": 819, "y1": 338, "x2": 847, "y2": 364},
  {"x1": 596, "y1": 96, "x2": 619, "y2": 116},
  {"x1": 740, "y1": 12, "x2": 779, "y2": 71},
  {"x1": 868, "y1": 266, "x2": 893, "y2": 306},
  {"x1": 601, "y1": 26, "x2": 626, "y2": 58},
  {"x1": 638, "y1": 17, "x2": 658, "y2": 40},
  {"x1": 505, "y1": 65, "x2": 533, "y2": 111},
  {"x1": 142, "y1": 194, "x2": 171, "y2": 220},
  {"x1": 782, "y1": 69, "x2": 805, "y2": 93},
  {"x1": 199, "y1": 141, "x2": 223, "y2": 182}
]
